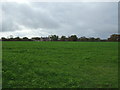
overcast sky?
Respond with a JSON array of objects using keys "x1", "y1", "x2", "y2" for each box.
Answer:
[{"x1": 0, "y1": 2, "x2": 118, "y2": 39}]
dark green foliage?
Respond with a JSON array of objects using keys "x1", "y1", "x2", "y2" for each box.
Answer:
[
  {"x1": 1, "y1": 34, "x2": 120, "y2": 42},
  {"x1": 1, "y1": 37, "x2": 7, "y2": 41},
  {"x1": 2, "y1": 41, "x2": 118, "y2": 88},
  {"x1": 31, "y1": 37, "x2": 41, "y2": 40},
  {"x1": 13, "y1": 37, "x2": 21, "y2": 41},
  {"x1": 49, "y1": 35, "x2": 59, "y2": 41},
  {"x1": 95, "y1": 38, "x2": 100, "y2": 41},
  {"x1": 108, "y1": 34, "x2": 120, "y2": 41},
  {"x1": 60, "y1": 36, "x2": 67, "y2": 41},
  {"x1": 89, "y1": 37, "x2": 96, "y2": 41},
  {"x1": 23, "y1": 37, "x2": 29, "y2": 40},
  {"x1": 79, "y1": 36, "x2": 88, "y2": 41},
  {"x1": 68, "y1": 35, "x2": 78, "y2": 41}
]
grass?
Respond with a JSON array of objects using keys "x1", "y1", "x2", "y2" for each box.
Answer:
[{"x1": 2, "y1": 41, "x2": 118, "y2": 88}]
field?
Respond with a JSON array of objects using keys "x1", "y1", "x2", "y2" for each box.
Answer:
[{"x1": 2, "y1": 41, "x2": 118, "y2": 88}]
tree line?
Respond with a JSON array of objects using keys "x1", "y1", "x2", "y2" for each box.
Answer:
[{"x1": 1, "y1": 34, "x2": 120, "y2": 42}]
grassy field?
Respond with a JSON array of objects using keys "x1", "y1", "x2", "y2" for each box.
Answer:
[{"x1": 2, "y1": 41, "x2": 118, "y2": 88}]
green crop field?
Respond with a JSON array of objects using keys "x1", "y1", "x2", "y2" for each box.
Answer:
[{"x1": 2, "y1": 41, "x2": 118, "y2": 88}]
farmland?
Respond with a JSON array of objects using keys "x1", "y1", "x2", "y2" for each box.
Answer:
[{"x1": 2, "y1": 41, "x2": 118, "y2": 88}]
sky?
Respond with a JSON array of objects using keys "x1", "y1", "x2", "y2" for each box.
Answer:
[{"x1": 0, "y1": 1, "x2": 118, "y2": 39}]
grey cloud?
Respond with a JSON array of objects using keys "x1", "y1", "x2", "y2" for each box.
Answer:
[
  {"x1": 2, "y1": 2, "x2": 60, "y2": 32},
  {"x1": 1, "y1": 2, "x2": 118, "y2": 39}
]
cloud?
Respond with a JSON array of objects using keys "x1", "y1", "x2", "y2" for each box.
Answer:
[
  {"x1": 2, "y1": 2, "x2": 60, "y2": 31},
  {"x1": 1, "y1": 2, "x2": 118, "y2": 39}
]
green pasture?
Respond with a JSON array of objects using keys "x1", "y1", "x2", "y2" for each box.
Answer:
[{"x1": 2, "y1": 41, "x2": 118, "y2": 88}]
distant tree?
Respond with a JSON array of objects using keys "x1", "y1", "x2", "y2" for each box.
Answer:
[
  {"x1": 1, "y1": 37, "x2": 6, "y2": 41},
  {"x1": 79, "y1": 36, "x2": 88, "y2": 41},
  {"x1": 49, "y1": 35, "x2": 59, "y2": 41},
  {"x1": 14, "y1": 37, "x2": 21, "y2": 41},
  {"x1": 60, "y1": 36, "x2": 67, "y2": 41},
  {"x1": 40, "y1": 37, "x2": 50, "y2": 41},
  {"x1": 95, "y1": 38, "x2": 100, "y2": 41},
  {"x1": 31, "y1": 37, "x2": 41, "y2": 41},
  {"x1": 6, "y1": 35, "x2": 14, "y2": 41},
  {"x1": 68, "y1": 35, "x2": 78, "y2": 41},
  {"x1": 100, "y1": 39, "x2": 107, "y2": 42},
  {"x1": 22, "y1": 37, "x2": 29, "y2": 41},
  {"x1": 9, "y1": 35, "x2": 13, "y2": 40},
  {"x1": 88, "y1": 37, "x2": 96, "y2": 41},
  {"x1": 108, "y1": 34, "x2": 120, "y2": 41}
]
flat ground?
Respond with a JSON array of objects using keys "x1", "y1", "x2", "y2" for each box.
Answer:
[{"x1": 2, "y1": 41, "x2": 118, "y2": 88}]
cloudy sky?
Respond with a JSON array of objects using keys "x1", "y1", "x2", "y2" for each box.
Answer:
[{"x1": 0, "y1": 2, "x2": 118, "y2": 39}]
